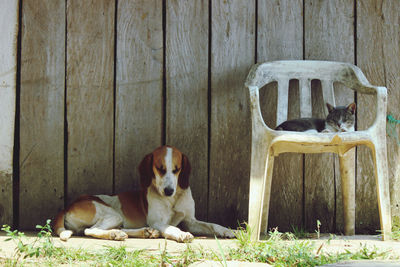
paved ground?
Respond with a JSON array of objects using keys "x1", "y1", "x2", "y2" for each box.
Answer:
[{"x1": 0, "y1": 232, "x2": 399, "y2": 266}]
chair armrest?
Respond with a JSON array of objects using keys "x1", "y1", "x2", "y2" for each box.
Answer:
[
  {"x1": 369, "y1": 86, "x2": 388, "y2": 132},
  {"x1": 248, "y1": 85, "x2": 273, "y2": 133}
]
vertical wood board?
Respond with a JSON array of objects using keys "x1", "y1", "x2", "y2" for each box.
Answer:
[
  {"x1": 357, "y1": 0, "x2": 400, "y2": 232},
  {"x1": 209, "y1": 0, "x2": 254, "y2": 227},
  {"x1": 304, "y1": 0, "x2": 354, "y2": 232},
  {"x1": 257, "y1": 0, "x2": 304, "y2": 232},
  {"x1": 166, "y1": 0, "x2": 209, "y2": 220},
  {"x1": 0, "y1": 0, "x2": 18, "y2": 226},
  {"x1": 19, "y1": 0, "x2": 65, "y2": 229},
  {"x1": 115, "y1": 0, "x2": 163, "y2": 193},
  {"x1": 66, "y1": 0, "x2": 115, "y2": 203}
]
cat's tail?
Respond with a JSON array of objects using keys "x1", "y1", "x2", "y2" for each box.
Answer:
[{"x1": 53, "y1": 209, "x2": 73, "y2": 241}]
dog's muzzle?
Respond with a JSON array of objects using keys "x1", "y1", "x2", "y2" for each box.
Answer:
[{"x1": 163, "y1": 187, "x2": 174, "y2": 196}]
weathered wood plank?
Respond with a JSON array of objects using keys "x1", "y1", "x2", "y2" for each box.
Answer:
[
  {"x1": 166, "y1": 0, "x2": 208, "y2": 220},
  {"x1": 257, "y1": 0, "x2": 303, "y2": 233},
  {"x1": 0, "y1": 0, "x2": 18, "y2": 226},
  {"x1": 66, "y1": 0, "x2": 115, "y2": 203},
  {"x1": 356, "y1": 0, "x2": 400, "y2": 233},
  {"x1": 19, "y1": 0, "x2": 65, "y2": 229},
  {"x1": 115, "y1": 0, "x2": 163, "y2": 193},
  {"x1": 304, "y1": 0, "x2": 354, "y2": 232},
  {"x1": 209, "y1": 0, "x2": 254, "y2": 227}
]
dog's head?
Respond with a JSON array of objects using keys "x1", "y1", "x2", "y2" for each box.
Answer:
[{"x1": 138, "y1": 146, "x2": 191, "y2": 197}]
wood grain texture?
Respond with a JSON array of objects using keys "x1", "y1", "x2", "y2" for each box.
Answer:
[
  {"x1": 0, "y1": 0, "x2": 18, "y2": 226},
  {"x1": 166, "y1": 0, "x2": 208, "y2": 220},
  {"x1": 19, "y1": 0, "x2": 65, "y2": 229},
  {"x1": 257, "y1": 0, "x2": 303, "y2": 232},
  {"x1": 209, "y1": 0, "x2": 254, "y2": 227},
  {"x1": 115, "y1": 0, "x2": 163, "y2": 193},
  {"x1": 66, "y1": 0, "x2": 115, "y2": 203},
  {"x1": 356, "y1": 0, "x2": 400, "y2": 233},
  {"x1": 304, "y1": 0, "x2": 354, "y2": 232}
]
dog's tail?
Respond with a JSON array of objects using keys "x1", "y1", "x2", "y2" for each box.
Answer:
[{"x1": 53, "y1": 209, "x2": 73, "y2": 241}]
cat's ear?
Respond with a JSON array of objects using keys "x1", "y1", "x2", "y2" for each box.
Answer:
[
  {"x1": 326, "y1": 103, "x2": 334, "y2": 113},
  {"x1": 347, "y1": 102, "x2": 356, "y2": 114}
]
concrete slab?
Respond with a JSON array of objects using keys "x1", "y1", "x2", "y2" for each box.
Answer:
[
  {"x1": 321, "y1": 260, "x2": 400, "y2": 267},
  {"x1": 0, "y1": 232, "x2": 399, "y2": 266},
  {"x1": 0, "y1": 232, "x2": 238, "y2": 258},
  {"x1": 190, "y1": 260, "x2": 271, "y2": 267}
]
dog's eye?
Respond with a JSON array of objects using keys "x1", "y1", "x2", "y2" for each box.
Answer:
[
  {"x1": 157, "y1": 166, "x2": 166, "y2": 175},
  {"x1": 172, "y1": 167, "x2": 180, "y2": 174}
]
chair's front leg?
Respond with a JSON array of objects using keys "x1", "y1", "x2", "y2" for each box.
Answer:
[
  {"x1": 372, "y1": 140, "x2": 392, "y2": 240},
  {"x1": 248, "y1": 144, "x2": 274, "y2": 241},
  {"x1": 339, "y1": 148, "x2": 356, "y2": 235}
]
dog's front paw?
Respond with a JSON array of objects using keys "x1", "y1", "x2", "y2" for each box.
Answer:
[
  {"x1": 177, "y1": 231, "x2": 194, "y2": 243},
  {"x1": 144, "y1": 227, "x2": 161, "y2": 238},
  {"x1": 109, "y1": 229, "x2": 128, "y2": 241}
]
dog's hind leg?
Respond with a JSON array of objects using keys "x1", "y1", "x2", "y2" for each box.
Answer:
[{"x1": 83, "y1": 202, "x2": 128, "y2": 241}]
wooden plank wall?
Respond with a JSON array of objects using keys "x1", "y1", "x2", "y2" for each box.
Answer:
[
  {"x1": 5, "y1": 0, "x2": 400, "y2": 233},
  {"x1": 357, "y1": 0, "x2": 400, "y2": 233},
  {"x1": 166, "y1": 0, "x2": 209, "y2": 221},
  {"x1": 257, "y1": 0, "x2": 303, "y2": 232},
  {"x1": 209, "y1": 0, "x2": 254, "y2": 228},
  {"x1": 0, "y1": 0, "x2": 18, "y2": 226},
  {"x1": 304, "y1": 0, "x2": 355, "y2": 233},
  {"x1": 115, "y1": 0, "x2": 163, "y2": 193},
  {"x1": 19, "y1": 0, "x2": 65, "y2": 229}
]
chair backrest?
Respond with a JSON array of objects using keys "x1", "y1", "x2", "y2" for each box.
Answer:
[{"x1": 245, "y1": 60, "x2": 374, "y2": 126}]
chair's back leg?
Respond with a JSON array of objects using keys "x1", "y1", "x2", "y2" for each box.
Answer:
[{"x1": 338, "y1": 148, "x2": 356, "y2": 235}]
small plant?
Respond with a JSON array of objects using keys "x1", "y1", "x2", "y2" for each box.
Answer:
[
  {"x1": 316, "y1": 219, "x2": 321, "y2": 239},
  {"x1": 392, "y1": 216, "x2": 400, "y2": 240},
  {"x1": 291, "y1": 225, "x2": 309, "y2": 239},
  {"x1": 2, "y1": 219, "x2": 56, "y2": 261}
]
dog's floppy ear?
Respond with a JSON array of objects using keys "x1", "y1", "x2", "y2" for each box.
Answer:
[
  {"x1": 178, "y1": 153, "x2": 191, "y2": 189},
  {"x1": 139, "y1": 153, "x2": 153, "y2": 189}
]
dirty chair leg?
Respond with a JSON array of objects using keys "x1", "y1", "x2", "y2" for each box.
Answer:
[
  {"x1": 248, "y1": 149, "x2": 274, "y2": 241},
  {"x1": 372, "y1": 141, "x2": 392, "y2": 240},
  {"x1": 339, "y1": 148, "x2": 356, "y2": 235}
]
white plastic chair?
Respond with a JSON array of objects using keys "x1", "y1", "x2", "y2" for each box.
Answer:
[{"x1": 246, "y1": 60, "x2": 391, "y2": 240}]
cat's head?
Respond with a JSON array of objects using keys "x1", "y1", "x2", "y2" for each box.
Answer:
[{"x1": 325, "y1": 102, "x2": 356, "y2": 132}]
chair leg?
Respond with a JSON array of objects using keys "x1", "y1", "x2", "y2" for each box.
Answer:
[
  {"x1": 372, "y1": 141, "x2": 392, "y2": 240},
  {"x1": 248, "y1": 148, "x2": 274, "y2": 241},
  {"x1": 339, "y1": 148, "x2": 355, "y2": 235}
]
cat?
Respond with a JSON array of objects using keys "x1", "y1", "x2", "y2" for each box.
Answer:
[{"x1": 275, "y1": 102, "x2": 356, "y2": 133}]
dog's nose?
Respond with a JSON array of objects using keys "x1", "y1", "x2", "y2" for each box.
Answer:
[{"x1": 164, "y1": 187, "x2": 174, "y2": 196}]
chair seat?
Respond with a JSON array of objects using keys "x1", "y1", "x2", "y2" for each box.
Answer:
[{"x1": 270, "y1": 130, "x2": 374, "y2": 156}]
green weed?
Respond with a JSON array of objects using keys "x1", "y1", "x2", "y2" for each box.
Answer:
[{"x1": 392, "y1": 216, "x2": 400, "y2": 240}]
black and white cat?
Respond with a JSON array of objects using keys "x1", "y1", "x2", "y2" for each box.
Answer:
[{"x1": 275, "y1": 103, "x2": 356, "y2": 133}]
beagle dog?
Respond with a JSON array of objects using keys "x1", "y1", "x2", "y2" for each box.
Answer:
[{"x1": 53, "y1": 146, "x2": 235, "y2": 242}]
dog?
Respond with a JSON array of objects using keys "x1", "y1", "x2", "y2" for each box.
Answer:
[{"x1": 53, "y1": 145, "x2": 235, "y2": 242}]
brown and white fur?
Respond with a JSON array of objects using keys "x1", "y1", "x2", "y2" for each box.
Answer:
[{"x1": 53, "y1": 146, "x2": 235, "y2": 242}]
